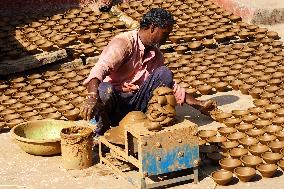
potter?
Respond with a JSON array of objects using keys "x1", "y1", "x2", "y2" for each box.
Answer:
[{"x1": 81, "y1": 8, "x2": 216, "y2": 137}]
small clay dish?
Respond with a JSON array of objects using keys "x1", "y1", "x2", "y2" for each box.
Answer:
[
  {"x1": 275, "y1": 131, "x2": 284, "y2": 141},
  {"x1": 198, "y1": 85, "x2": 212, "y2": 95},
  {"x1": 238, "y1": 137, "x2": 259, "y2": 148},
  {"x1": 71, "y1": 86, "x2": 86, "y2": 94},
  {"x1": 217, "y1": 127, "x2": 237, "y2": 136},
  {"x1": 65, "y1": 82, "x2": 79, "y2": 89},
  {"x1": 248, "y1": 144, "x2": 269, "y2": 156},
  {"x1": 64, "y1": 93, "x2": 79, "y2": 101},
  {"x1": 214, "y1": 112, "x2": 232, "y2": 123},
  {"x1": 278, "y1": 159, "x2": 284, "y2": 171},
  {"x1": 45, "y1": 96, "x2": 60, "y2": 104},
  {"x1": 229, "y1": 148, "x2": 248, "y2": 159},
  {"x1": 55, "y1": 79, "x2": 69, "y2": 86},
  {"x1": 258, "y1": 134, "x2": 277, "y2": 145},
  {"x1": 227, "y1": 132, "x2": 246, "y2": 141},
  {"x1": 19, "y1": 96, "x2": 34, "y2": 103},
  {"x1": 34, "y1": 103, "x2": 50, "y2": 111},
  {"x1": 25, "y1": 99, "x2": 41, "y2": 106},
  {"x1": 214, "y1": 82, "x2": 228, "y2": 92},
  {"x1": 269, "y1": 141, "x2": 284, "y2": 153},
  {"x1": 220, "y1": 141, "x2": 239, "y2": 152},
  {"x1": 207, "y1": 135, "x2": 227, "y2": 144},
  {"x1": 4, "y1": 89, "x2": 17, "y2": 96},
  {"x1": 63, "y1": 108, "x2": 80, "y2": 121},
  {"x1": 253, "y1": 119, "x2": 272, "y2": 129},
  {"x1": 0, "y1": 95, "x2": 10, "y2": 102},
  {"x1": 10, "y1": 102, "x2": 25, "y2": 110},
  {"x1": 266, "y1": 104, "x2": 281, "y2": 112},
  {"x1": 224, "y1": 118, "x2": 242, "y2": 127},
  {"x1": 211, "y1": 170, "x2": 233, "y2": 186},
  {"x1": 265, "y1": 125, "x2": 282, "y2": 134},
  {"x1": 257, "y1": 164, "x2": 278, "y2": 178},
  {"x1": 54, "y1": 100, "x2": 69, "y2": 108},
  {"x1": 37, "y1": 92, "x2": 53, "y2": 100},
  {"x1": 6, "y1": 118, "x2": 24, "y2": 129},
  {"x1": 49, "y1": 86, "x2": 64, "y2": 93},
  {"x1": 262, "y1": 152, "x2": 283, "y2": 164},
  {"x1": 232, "y1": 110, "x2": 249, "y2": 118},
  {"x1": 245, "y1": 128, "x2": 265, "y2": 137},
  {"x1": 30, "y1": 79, "x2": 44, "y2": 86},
  {"x1": 242, "y1": 114, "x2": 258, "y2": 123},
  {"x1": 240, "y1": 155, "x2": 263, "y2": 168},
  {"x1": 57, "y1": 89, "x2": 70, "y2": 97},
  {"x1": 2, "y1": 99, "x2": 17, "y2": 106},
  {"x1": 21, "y1": 111, "x2": 39, "y2": 120},
  {"x1": 57, "y1": 104, "x2": 74, "y2": 113},
  {"x1": 46, "y1": 112, "x2": 61, "y2": 120},
  {"x1": 38, "y1": 82, "x2": 53, "y2": 89},
  {"x1": 39, "y1": 107, "x2": 57, "y2": 117},
  {"x1": 71, "y1": 96, "x2": 85, "y2": 106},
  {"x1": 234, "y1": 167, "x2": 256, "y2": 182},
  {"x1": 198, "y1": 130, "x2": 217, "y2": 140},
  {"x1": 219, "y1": 158, "x2": 242, "y2": 171},
  {"x1": 253, "y1": 99, "x2": 270, "y2": 107},
  {"x1": 3, "y1": 114, "x2": 21, "y2": 122},
  {"x1": 17, "y1": 106, "x2": 33, "y2": 114}
]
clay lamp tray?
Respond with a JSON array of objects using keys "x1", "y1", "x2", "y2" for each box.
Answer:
[
  {"x1": 275, "y1": 131, "x2": 284, "y2": 141},
  {"x1": 219, "y1": 158, "x2": 242, "y2": 172},
  {"x1": 278, "y1": 159, "x2": 284, "y2": 171},
  {"x1": 249, "y1": 88, "x2": 263, "y2": 99},
  {"x1": 37, "y1": 92, "x2": 53, "y2": 100},
  {"x1": 39, "y1": 107, "x2": 57, "y2": 117},
  {"x1": 12, "y1": 83, "x2": 27, "y2": 90},
  {"x1": 258, "y1": 134, "x2": 277, "y2": 145},
  {"x1": 6, "y1": 118, "x2": 24, "y2": 129},
  {"x1": 252, "y1": 119, "x2": 272, "y2": 129},
  {"x1": 34, "y1": 103, "x2": 50, "y2": 111},
  {"x1": 211, "y1": 170, "x2": 233, "y2": 186},
  {"x1": 220, "y1": 141, "x2": 239, "y2": 152},
  {"x1": 3, "y1": 114, "x2": 21, "y2": 122},
  {"x1": 257, "y1": 164, "x2": 278, "y2": 178},
  {"x1": 253, "y1": 99, "x2": 270, "y2": 107},
  {"x1": 269, "y1": 141, "x2": 284, "y2": 153},
  {"x1": 2, "y1": 99, "x2": 17, "y2": 106},
  {"x1": 248, "y1": 144, "x2": 269, "y2": 157},
  {"x1": 232, "y1": 110, "x2": 249, "y2": 118},
  {"x1": 265, "y1": 125, "x2": 282, "y2": 134},
  {"x1": 242, "y1": 114, "x2": 258, "y2": 124},
  {"x1": 45, "y1": 112, "x2": 61, "y2": 119},
  {"x1": 259, "y1": 112, "x2": 275, "y2": 120},
  {"x1": 227, "y1": 132, "x2": 246, "y2": 141},
  {"x1": 57, "y1": 104, "x2": 74, "y2": 113},
  {"x1": 218, "y1": 127, "x2": 237, "y2": 136},
  {"x1": 10, "y1": 103, "x2": 25, "y2": 110},
  {"x1": 13, "y1": 92, "x2": 29, "y2": 99},
  {"x1": 214, "y1": 112, "x2": 232, "y2": 123},
  {"x1": 239, "y1": 137, "x2": 259, "y2": 148},
  {"x1": 236, "y1": 123, "x2": 254, "y2": 133},
  {"x1": 245, "y1": 128, "x2": 265, "y2": 137},
  {"x1": 262, "y1": 152, "x2": 283, "y2": 164},
  {"x1": 25, "y1": 99, "x2": 41, "y2": 106},
  {"x1": 224, "y1": 118, "x2": 242, "y2": 127},
  {"x1": 229, "y1": 147, "x2": 248, "y2": 158},
  {"x1": 207, "y1": 135, "x2": 227, "y2": 144},
  {"x1": 4, "y1": 89, "x2": 17, "y2": 96},
  {"x1": 63, "y1": 108, "x2": 80, "y2": 121},
  {"x1": 198, "y1": 130, "x2": 217, "y2": 140}
]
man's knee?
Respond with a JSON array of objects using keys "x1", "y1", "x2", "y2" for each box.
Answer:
[
  {"x1": 155, "y1": 66, "x2": 173, "y2": 86},
  {"x1": 98, "y1": 82, "x2": 115, "y2": 103}
]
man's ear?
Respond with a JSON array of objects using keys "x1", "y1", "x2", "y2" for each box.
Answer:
[{"x1": 150, "y1": 25, "x2": 155, "y2": 33}]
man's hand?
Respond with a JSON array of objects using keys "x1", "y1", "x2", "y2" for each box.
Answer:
[{"x1": 81, "y1": 78, "x2": 101, "y2": 121}]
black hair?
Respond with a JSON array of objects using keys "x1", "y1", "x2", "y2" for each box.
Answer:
[{"x1": 140, "y1": 8, "x2": 175, "y2": 29}]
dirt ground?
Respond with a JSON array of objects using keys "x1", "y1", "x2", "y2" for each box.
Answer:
[{"x1": 1, "y1": 90, "x2": 284, "y2": 189}]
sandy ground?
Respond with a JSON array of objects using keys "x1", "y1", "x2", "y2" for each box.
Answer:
[{"x1": 1, "y1": 90, "x2": 284, "y2": 189}]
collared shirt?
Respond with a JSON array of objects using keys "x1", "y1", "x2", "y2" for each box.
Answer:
[{"x1": 83, "y1": 30, "x2": 186, "y2": 104}]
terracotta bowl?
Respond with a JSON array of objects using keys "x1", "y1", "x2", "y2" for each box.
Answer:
[
  {"x1": 45, "y1": 112, "x2": 61, "y2": 120},
  {"x1": 234, "y1": 167, "x2": 256, "y2": 182},
  {"x1": 2, "y1": 99, "x2": 17, "y2": 106},
  {"x1": 224, "y1": 118, "x2": 242, "y2": 127},
  {"x1": 45, "y1": 96, "x2": 60, "y2": 104},
  {"x1": 219, "y1": 158, "x2": 242, "y2": 171},
  {"x1": 22, "y1": 111, "x2": 39, "y2": 120},
  {"x1": 19, "y1": 96, "x2": 35, "y2": 103},
  {"x1": 214, "y1": 82, "x2": 228, "y2": 92},
  {"x1": 63, "y1": 108, "x2": 80, "y2": 121},
  {"x1": 54, "y1": 100, "x2": 69, "y2": 108},
  {"x1": 239, "y1": 137, "x2": 259, "y2": 148},
  {"x1": 269, "y1": 141, "x2": 284, "y2": 153},
  {"x1": 232, "y1": 110, "x2": 249, "y2": 118},
  {"x1": 253, "y1": 119, "x2": 272, "y2": 129},
  {"x1": 245, "y1": 128, "x2": 265, "y2": 137},
  {"x1": 220, "y1": 141, "x2": 239, "y2": 152},
  {"x1": 229, "y1": 147, "x2": 248, "y2": 158},
  {"x1": 235, "y1": 123, "x2": 254, "y2": 132},
  {"x1": 258, "y1": 134, "x2": 277, "y2": 145},
  {"x1": 215, "y1": 112, "x2": 232, "y2": 122},
  {"x1": 198, "y1": 130, "x2": 217, "y2": 140},
  {"x1": 274, "y1": 131, "x2": 284, "y2": 141},
  {"x1": 253, "y1": 99, "x2": 270, "y2": 107},
  {"x1": 207, "y1": 135, "x2": 227, "y2": 144},
  {"x1": 248, "y1": 144, "x2": 269, "y2": 156},
  {"x1": 17, "y1": 106, "x2": 33, "y2": 114},
  {"x1": 262, "y1": 152, "x2": 283, "y2": 164},
  {"x1": 217, "y1": 127, "x2": 237, "y2": 136},
  {"x1": 57, "y1": 104, "x2": 74, "y2": 113},
  {"x1": 240, "y1": 155, "x2": 263, "y2": 168},
  {"x1": 4, "y1": 114, "x2": 21, "y2": 122},
  {"x1": 198, "y1": 85, "x2": 212, "y2": 95},
  {"x1": 71, "y1": 96, "x2": 85, "y2": 106},
  {"x1": 211, "y1": 170, "x2": 233, "y2": 186},
  {"x1": 265, "y1": 125, "x2": 282, "y2": 134},
  {"x1": 37, "y1": 92, "x2": 53, "y2": 100},
  {"x1": 248, "y1": 107, "x2": 265, "y2": 115},
  {"x1": 39, "y1": 107, "x2": 57, "y2": 117},
  {"x1": 256, "y1": 164, "x2": 278, "y2": 178},
  {"x1": 272, "y1": 117, "x2": 284, "y2": 125},
  {"x1": 227, "y1": 132, "x2": 246, "y2": 141},
  {"x1": 6, "y1": 118, "x2": 24, "y2": 129},
  {"x1": 34, "y1": 103, "x2": 50, "y2": 111},
  {"x1": 277, "y1": 159, "x2": 284, "y2": 171}
]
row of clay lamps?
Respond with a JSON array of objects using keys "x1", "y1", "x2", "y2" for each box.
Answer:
[{"x1": 0, "y1": 64, "x2": 96, "y2": 129}]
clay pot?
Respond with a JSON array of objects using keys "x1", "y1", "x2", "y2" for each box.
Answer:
[
  {"x1": 265, "y1": 125, "x2": 282, "y2": 134},
  {"x1": 232, "y1": 110, "x2": 249, "y2": 118},
  {"x1": 217, "y1": 127, "x2": 237, "y2": 136},
  {"x1": 49, "y1": 86, "x2": 64, "y2": 93},
  {"x1": 2, "y1": 99, "x2": 17, "y2": 106},
  {"x1": 273, "y1": 113, "x2": 284, "y2": 123},
  {"x1": 57, "y1": 89, "x2": 70, "y2": 97},
  {"x1": 231, "y1": 80, "x2": 243, "y2": 90},
  {"x1": 4, "y1": 89, "x2": 17, "y2": 96},
  {"x1": 234, "y1": 167, "x2": 256, "y2": 182},
  {"x1": 211, "y1": 170, "x2": 233, "y2": 186},
  {"x1": 21, "y1": 111, "x2": 39, "y2": 120},
  {"x1": 236, "y1": 123, "x2": 254, "y2": 132},
  {"x1": 275, "y1": 131, "x2": 284, "y2": 141},
  {"x1": 57, "y1": 104, "x2": 74, "y2": 113},
  {"x1": 64, "y1": 93, "x2": 79, "y2": 101},
  {"x1": 39, "y1": 107, "x2": 57, "y2": 117},
  {"x1": 65, "y1": 82, "x2": 79, "y2": 89},
  {"x1": 13, "y1": 92, "x2": 29, "y2": 99},
  {"x1": 269, "y1": 141, "x2": 284, "y2": 153},
  {"x1": 248, "y1": 144, "x2": 269, "y2": 156},
  {"x1": 207, "y1": 136, "x2": 227, "y2": 144},
  {"x1": 258, "y1": 134, "x2": 277, "y2": 145},
  {"x1": 240, "y1": 155, "x2": 262, "y2": 168},
  {"x1": 242, "y1": 114, "x2": 258, "y2": 123},
  {"x1": 227, "y1": 132, "x2": 246, "y2": 141},
  {"x1": 198, "y1": 85, "x2": 212, "y2": 95},
  {"x1": 245, "y1": 128, "x2": 265, "y2": 137},
  {"x1": 257, "y1": 164, "x2": 278, "y2": 178},
  {"x1": 220, "y1": 141, "x2": 239, "y2": 152},
  {"x1": 10, "y1": 102, "x2": 25, "y2": 110},
  {"x1": 224, "y1": 118, "x2": 242, "y2": 127},
  {"x1": 214, "y1": 82, "x2": 228, "y2": 92},
  {"x1": 63, "y1": 108, "x2": 80, "y2": 121},
  {"x1": 259, "y1": 112, "x2": 275, "y2": 120},
  {"x1": 253, "y1": 120, "x2": 272, "y2": 129},
  {"x1": 46, "y1": 112, "x2": 61, "y2": 120},
  {"x1": 271, "y1": 97, "x2": 284, "y2": 105},
  {"x1": 229, "y1": 148, "x2": 248, "y2": 159},
  {"x1": 198, "y1": 130, "x2": 217, "y2": 140},
  {"x1": 253, "y1": 99, "x2": 270, "y2": 107},
  {"x1": 3, "y1": 114, "x2": 21, "y2": 122},
  {"x1": 34, "y1": 103, "x2": 50, "y2": 111},
  {"x1": 219, "y1": 158, "x2": 242, "y2": 171},
  {"x1": 249, "y1": 88, "x2": 263, "y2": 99},
  {"x1": 17, "y1": 106, "x2": 33, "y2": 114},
  {"x1": 240, "y1": 84, "x2": 252, "y2": 94},
  {"x1": 214, "y1": 112, "x2": 232, "y2": 122},
  {"x1": 6, "y1": 118, "x2": 24, "y2": 128},
  {"x1": 262, "y1": 152, "x2": 283, "y2": 164},
  {"x1": 239, "y1": 137, "x2": 259, "y2": 148},
  {"x1": 25, "y1": 99, "x2": 41, "y2": 106},
  {"x1": 54, "y1": 100, "x2": 69, "y2": 108},
  {"x1": 37, "y1": 92, "x2": 53, "y2": 100}
]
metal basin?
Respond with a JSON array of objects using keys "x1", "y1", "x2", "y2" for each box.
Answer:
[{"x1": 10, "y1": 120, "x2": 74, "y2": 156}]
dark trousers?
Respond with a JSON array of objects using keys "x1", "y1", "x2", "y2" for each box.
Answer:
[{"x1": 94, "y1": 66, "x2": 174, "y2": 135}]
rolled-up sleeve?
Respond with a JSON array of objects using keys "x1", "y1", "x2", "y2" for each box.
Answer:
[
  {"x1": 83, "y1": 37, "x2": 130, "y2": 85},
  {"x1": 173, "y1": 83, "x2": 186, "y2": 105}
]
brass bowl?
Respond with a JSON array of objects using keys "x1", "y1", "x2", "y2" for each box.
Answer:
[
  {"x1": 248, "y1": 144, "x2": 269, "y2": 156},
  {"x1": 217, "y1": 127, "x2": 237, "y2": 136},
  {"x1": 245, "y1": 128, "x2": 265, "y2": 137},
  {"x1": 198, "y1": 130, "x2": 217, "y2": 139},
  {"x1": 234, "y1": 167, "x2": 256, "y2": 182},
  {"x1": 211, "y1": 170, "x2": 233, "y2": 186},
  {"x1": 239, "y1": 137, "x2": 259, "y2": 148},
  {"x1": 258, "y1": 134, "x2": 277, "y2": 144},
  {"x1": 256, "y1": 164, "x2": 278, "y2": 178},
  {"x1": 269, "y1": 141, "x2": 284, "y2": 153},
  {"x1": 229, "y1": 147, "x2": 248, "y2": 158},
  {"x1": 224, "y1": 118, "x2": 242, "y2": 127},
  {"x1": 219, "y1": 158, "x2": 242, "y2": 171},
  {"x1": 262, "y1": 152, "x2": 283, "y2": 164},
  {"x1": 241, "y1": 155, "x2": 263, "y2": 168},
  {"x1": 227, "y1": 132, "x2": 246, "y2": 141}
]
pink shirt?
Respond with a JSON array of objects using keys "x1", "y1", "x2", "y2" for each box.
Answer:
[{"x1": 83, "y1": 30, "x2": 186, "y2": 104}]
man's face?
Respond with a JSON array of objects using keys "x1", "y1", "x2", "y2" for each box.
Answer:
[{"x1": 149, "y1": 25, "x2": 173, "y2": 48}]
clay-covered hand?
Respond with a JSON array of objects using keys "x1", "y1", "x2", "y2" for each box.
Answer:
[
  {"x1": 192, "y1": 99, "x2": 217, "y2": 116},
  {"x1": 80, "y1": 95, "x2": 99, "y2": 121}
]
